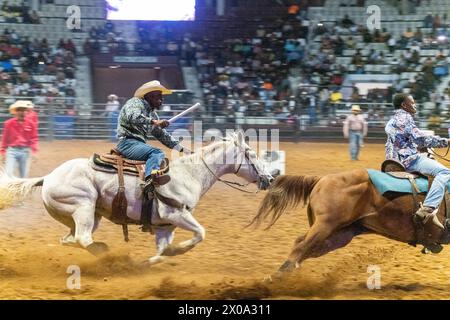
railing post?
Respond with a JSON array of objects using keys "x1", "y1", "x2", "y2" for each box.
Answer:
[{"x1": 48, "y1": 105, "x2": 54, "y2": 142}]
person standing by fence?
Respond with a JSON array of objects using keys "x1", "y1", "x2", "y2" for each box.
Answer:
[
  {"x1": 343, "y1": 104, "x2": 367, "y2": 161},
  {"x1": 105, "y1": 94, "x2": 121, "y2": 141},
  {"x1": 0, "y1": 100, "x2": 38, "y2": 178}
]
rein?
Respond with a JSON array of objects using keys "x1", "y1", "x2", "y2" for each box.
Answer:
[
  {"x1": 429, "y1": 146, "x2": 450, "y2": 163},
  {"x1": 200, "y1": 154, "x2": 260, "y2": 194}
]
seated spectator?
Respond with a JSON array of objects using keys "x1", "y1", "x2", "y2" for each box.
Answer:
[
  {"x1": 436, "y1": 49, "x2": 446, "y2": 61},
  {"x1": 345, "y1": 36, "x2": 355, "y2": 49},
  {"x1": 433, "y1": 14, "x2": 441, "y2": 29},
  {"x1": 373, "y1": 29, "x2": 383, "y2": 42},
  {"x1": 362, "y1": 28, "x2": 373, "y2": 43},
  {"x1": 29, "y1": 10, "x2": 40, "y2": 24},
  {"x1": 287, "y1": 3, "x2": 299, "y2": 19},
  {"x1": 380, "y1": 28, "x2": 391, "y2": 42},
  {"x1": 402, "y1": 27, "x2": 414, "y2": 40},
  {"x1": 367, "y1": 49, "x2": 379, "y2": 64},
  {"x1": 341, "y1": 14, "x2": 354, "y2": 28},
  {"x1": 402, "y1": 48, "x2": 412, "y2": 62},
  {"x1": 424, "y1": 12, "x2": 433, "y2": 28},
  {"x1": 351, "y1": 49, "x2": 363, "y2": 65},
  {"x1": 355, "y1": 64, "x2": 365, "y2": 74},
  {"x1": 414, "y1": 28, "x2": 423, "y2": 42},
  {"x1": 410, "y1": 49, "x2": 420, "y2": 65},
  {"x1": 388, "y1": 36, "x2": 396, "y2": 54}
]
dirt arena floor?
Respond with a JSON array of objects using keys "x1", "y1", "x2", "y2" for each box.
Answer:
[{"x1": 1, "y1": 139, "x2": 450, "y2": 300}]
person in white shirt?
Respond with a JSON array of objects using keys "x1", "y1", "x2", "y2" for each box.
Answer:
[{"x1": 105, "y1": 94, "x2": 120, "y2": 114}]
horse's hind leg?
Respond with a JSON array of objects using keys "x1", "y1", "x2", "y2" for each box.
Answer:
[
  {"x1": 277, "y1": 222, "x2": 334, "y2": 274},
  {"x1": 45, "y1": 204, "x2": 77, "y2": 246},
  {"x1": 72, "y1": 205, "x2": 108, "y2": 256},
  {"x1": 278, "y1": 223, "x2": 362, "y2": 274}
]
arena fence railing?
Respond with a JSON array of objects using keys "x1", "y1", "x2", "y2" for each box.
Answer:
[{"x1": 0, "y1": 97, "x2": 447, "y2": 142}]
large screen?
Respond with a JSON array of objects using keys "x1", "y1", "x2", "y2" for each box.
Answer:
[{"x1": 106, "y1": 0, "x2": 196, "y2": 21}]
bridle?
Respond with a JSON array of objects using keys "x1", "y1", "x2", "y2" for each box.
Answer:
[{"x1": 200, "y1": 146, "x2": 262, "y2": 194}]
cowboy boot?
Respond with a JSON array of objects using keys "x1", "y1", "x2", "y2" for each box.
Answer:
[
  {"x1": 150, "y1": 169, "x2": 171, "y2": 186},
  {"x1": 141, "y1": 158, "x2": 171, "y2": 191},
  {"x1": 151, "y1": 158, "x2": 171, "y2": 186},
  {"x1": 415, "y1": 204, "x2": 445, "y2": 230}
]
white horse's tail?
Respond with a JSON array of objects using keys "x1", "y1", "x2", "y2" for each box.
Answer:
[{"x1": 0, "y1": 171, "x2": 44, "y2": 209}]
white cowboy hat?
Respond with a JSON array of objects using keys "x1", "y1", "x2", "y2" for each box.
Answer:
[
  {"x1": 9, "y1": 100, "x2": 33, "y2": 114},
  {"x1": 108, "y1": 94, "x2": 118, "y2": 100},
  {"x1": 134, "y1": 80, "x2": 172, "y2": 98},
  {"x1": 351, "y1": 104, "x2": 361, "y2": 112}
]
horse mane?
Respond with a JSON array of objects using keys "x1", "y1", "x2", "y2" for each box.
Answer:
[
  {"x1": 248, "y1": 175, "x2": 320, "y2": 229},
  {"x1": 175, "y1": 137, "x2": 233, "y2": 165}
]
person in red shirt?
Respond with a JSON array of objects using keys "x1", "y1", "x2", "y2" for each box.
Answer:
[
  {"x1": 25, "y1": 101, "x2": 39, "y2": 126},
  {"x1": 1, "y1": 101, "x2": 38, "y2": 178}
]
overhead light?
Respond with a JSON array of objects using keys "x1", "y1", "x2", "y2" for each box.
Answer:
[
  {"x1": 38, "y1": 61, "x2": 45, "y2": 65},
  {"x1": 109, "y1": 65, "x2": 121, "y2": 69}
]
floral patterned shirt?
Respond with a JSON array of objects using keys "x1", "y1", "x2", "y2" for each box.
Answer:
[
  {"x1": 385, "y1": 109, "x2": 448, "y2": 168},
  {"x1": 116, "y1": 97, "x2": 179, "y2": 149}
]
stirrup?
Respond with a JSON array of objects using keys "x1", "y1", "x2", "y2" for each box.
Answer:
[{"x1": 415, "y1": 204, "x2": 444, "y2": 230}]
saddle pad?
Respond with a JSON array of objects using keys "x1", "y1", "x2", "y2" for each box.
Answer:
[
  {"x1": 367, "y1": 169, "x2": 428, "y2": 194},
  {"x1": 367, "y1": 169, "x2": 450, "y2": 195}
]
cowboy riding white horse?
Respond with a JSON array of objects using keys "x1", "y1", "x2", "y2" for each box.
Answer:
[{"x1": 0, "y1": 131, "x2": 273, "y2": 265}]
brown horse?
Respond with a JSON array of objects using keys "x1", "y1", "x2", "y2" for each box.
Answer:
[{"x1": 249, "y1": 169, "x2": 450, "y2": 275}]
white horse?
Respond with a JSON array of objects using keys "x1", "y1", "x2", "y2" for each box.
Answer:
[{"x1": 0, "y1": 131, "x2": 273, "y2": 264}]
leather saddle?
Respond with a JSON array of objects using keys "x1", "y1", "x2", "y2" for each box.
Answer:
[
  {"x1": 381, "y1": 159, "x2": 423, "y2": 180},
  {"x1": 381, "y1": 159, "x2": 428, "y2": 195},
  {"x1": 90, "y1": 149, "x2": 152, "y2": 241},
  {"x1": 91, "y1": 148, "x2": 146, "y2": 179},
  {"x1": 90, "y1": 149, "x2": 178, "y2": 241}
]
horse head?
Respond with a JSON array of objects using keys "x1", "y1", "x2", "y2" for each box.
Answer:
[{"x1": 228, "y1": 130, "x2": 274, "y2": 190}]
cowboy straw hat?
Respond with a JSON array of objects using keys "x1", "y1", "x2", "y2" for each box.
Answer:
[
  {"x1": 351, "y1": 104, "x2": 361, "y2": 112},
  {"x1": 9, "y1": 100, "x2": 33, "y2": 114},
  {"x1": 134, "y1": 80, "x2": 172, "y2": 98}
]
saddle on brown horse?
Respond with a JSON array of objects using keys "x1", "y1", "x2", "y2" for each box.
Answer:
[
  {"x1": 381, "y1": 158, "x2": 450, "y2": 253},
  {"x1": 90, "y1": 149, "x2": 172, "y2": 241}
]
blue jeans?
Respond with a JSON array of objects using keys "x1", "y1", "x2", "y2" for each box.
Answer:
[
  {"x1": 116, "y1": 138, "x2": 165, "y2": 178},
  {"x1": 5, "y1": 147, "x2": 31, "y2": 178},
  {"x1": 349, "y1": 130, "x2": 362, "y2": 160},
  {"x1": 407, "y1": 155, "x2": 450, "y2": 209}
]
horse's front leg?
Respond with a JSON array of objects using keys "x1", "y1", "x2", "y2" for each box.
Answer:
[
  {"x1": 149, "y1": 226, "x2": 175, "y2": 265},
  {"x1": 161, "y1": 208, "x2": 205, "y2": 256}
]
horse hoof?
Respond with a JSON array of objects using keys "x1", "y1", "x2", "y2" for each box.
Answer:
[
  {"x1": 162, "y1": 244, "x2": 195, "y2": 256},
  {"x1": 427, "y1": 243, "x2": 443, "y2": 254},
  {"x1": 86, "y1": 242, "x2": 109, "y2": 256},
  {"x1": 278, "y1": 260, "x2": 294, "y2": 273},
  {"x1": 149, "y1": 256, "x2": 166, "y2": 265}
]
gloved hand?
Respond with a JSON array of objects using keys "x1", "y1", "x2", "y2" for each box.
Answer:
[{"x1": 151, "y1": 119, "x2": 170, "y2": 128}]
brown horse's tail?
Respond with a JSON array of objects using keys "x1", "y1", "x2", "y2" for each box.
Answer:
[{"x1": 248, "y1": 175, "x2": 320, "y2": 229}]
